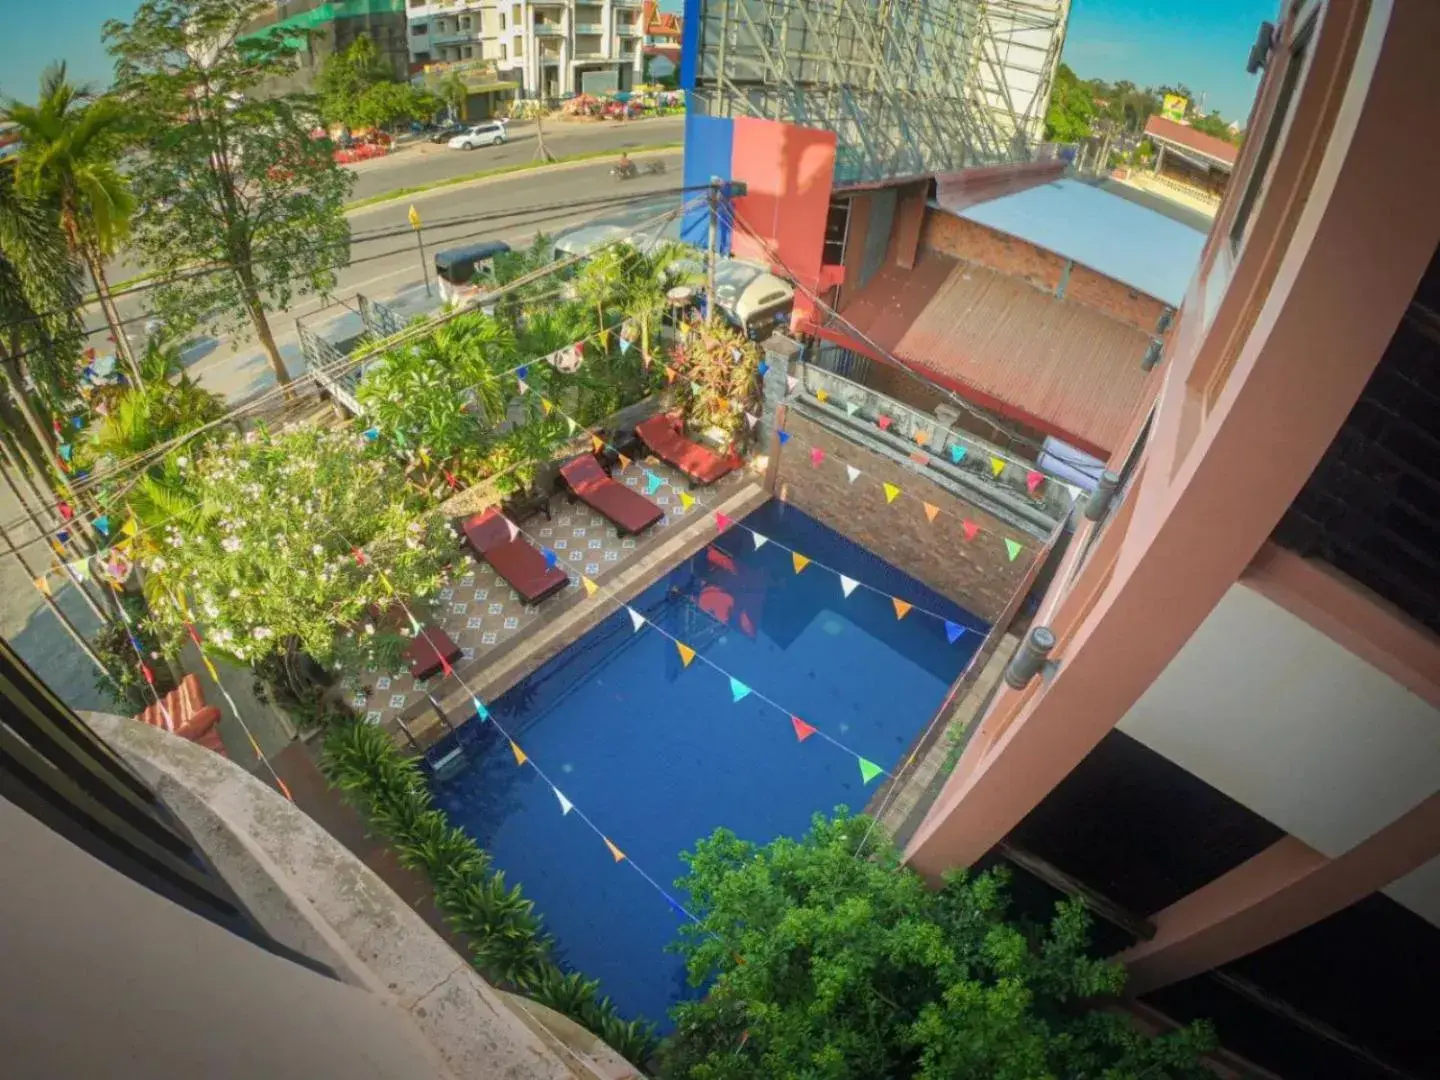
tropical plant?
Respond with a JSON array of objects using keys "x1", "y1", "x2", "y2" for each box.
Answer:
[
  {"x1": 480, "y1": 414, "x2": 570, "y2": 498},
  {"x1": 355, "y1": 82, "x2": 438, "y2": 133},
  {"x1": 660, "y1": 810, "x2": 1216, "y2": 1080},
  {"x1": 4, "y1": 62, "x2": 139, "y2": 380},
  {"x1": 438, "y1": 71, "x2": 468, "y2": 122},
  {"x1": 581, "y1": 241, "x2": 700, "y2": 363},
  {"x1": 315, "y1": 32, "x2": 394, "y2": 129},
  {"x1": 105, "y1": 0, "x2": 354, "y2": 389},
  {"x1": 137, "y1": 426, "x2": 453, "y2": 692},
  {"x1": 674, "y1": 320, "x2": 760, "y2": 449},
  {"x1": 1043, "y1": 63, "x2": 1097, "y2": 144},
  {"x1": 320, "y1": 718, "x2": 659, "y2": 1065},
  {"x1": 490, "y1": 231, "x2": 567, "y2": 322},
  {"x1": 356, "y1": 311, "x2": 517, "y2": 477},
  {"x1": 0, "y1": 159, "x2": 85, "y2": 461}
]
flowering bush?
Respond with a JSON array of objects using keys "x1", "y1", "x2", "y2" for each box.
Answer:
[{"x1": 141, "y1": 426, "x2": 454, "y2": 675}]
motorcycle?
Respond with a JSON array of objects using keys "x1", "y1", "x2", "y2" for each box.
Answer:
[{"x1": 612, "y1": 158, "x2": 667, "y2": 181}]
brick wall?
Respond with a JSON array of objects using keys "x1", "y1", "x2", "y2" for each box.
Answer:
[
  {"x1": 1065, "y1": 262, "x2": 1170, "y2": 334},
  {"x1": 772, "y1": 411, "x2": 1041, "y2": 625},
  {"x1": 920, "y1": 213, "x2": 1066, "y2": 293}
]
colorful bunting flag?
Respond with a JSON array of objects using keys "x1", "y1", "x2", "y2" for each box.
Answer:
[
  {"x1": 777, "y1": 430, "x2": 791, "y2": 445},
  {"x1": 121, "y1": 516, "x2": 138, "y2": 538},
  {"x1": 678, "y1": 491, "x2": 695, "y2": 511},
  {"x1": 618, "y1": 453, "x2": 632, "y2": 470},
  {"x1": 791, "y1": 552, "x2": 810, "y2": 574},
  {"x1": 510, "y1": 740, "x2": 528, "y2": 766},
  {"x1": 791, "y1": 715, "x2": 816, "y2": 742},
  {"x1": 1004, "y1": 538, "x2": 1023, "y2": 562},
  {"x1": 945, "y1": 621, "x2": 966, "y2": 644},
  {"x1": 566, "y1": 416, "x2": 579, "y2": 435},
  {"x1": 877, "y1": 416, "x2": 893, "y2": 432},
  {"x1": 729, "y1": 677, "x2": 752, "y2": 703},
  {"x1": 663, "y1": 364, "x2": 677, "y2": 384},
  {"x1": 962, "y1": 520, "x2": 980, "y2": 542},
  {"x1": 472, "y1": 697, "x2": 490, "y2": 721},
  {"x1": 690, "y1": 380, "x2": 704, "y2": 396},
  {"x1": 815, "y1": 389, "x2": 829, "y2": 404},
  {"x1": 731, "y1": 347, "x2": 743, "y2": 362},
  {"x1": 644, "y1": 470, "x2": 664, "y2": 495},
  {"x1": 892, "y1": 598, "x2": 912, "y2": 620},
  {"x1": 516, "y1": 365, "x2": 529, "y2": 380},
  {"x1": 910, "y1": 451, "x2": 931, "y2": 468},
  {"x1": 58, "y1": 443, "x2": 72, "y2": 462},
  {"x1": 504, "y1": 516, "x2": 519, "y2": 541},
  {"x1": 543, "y1": 548, "x2": 559, "y2": 567},
  {"x1": 363, "y1": 426, "x2": 380, "y2": 441},
  {"x1": 714, "y1": 511, "x2": 732, "y2": 531},
  {"x1": 591, "y1": 434, "x2": 605, "y2": 454},
  {"x1": 757, "y1": 361, "x2": 769, "y2": 376},
  {"x1": 923, "y1": 502, "x2": 939, "y2": 523},
  {"x1": 949, "y1": 445, "x2": 967, "y2": 465},
  {"x1": 752, "y1": 532, "x2": 768, "y2": 550},
  {"x1": 1065, "y1": 482, "x2": 1086, "y2": 504},
  {"x1": 69, "y1": 557, "x2": 90, "y2": 582},
  {"x1": 1026, "y1": 470, "x2": 1044, "y2": 495},
  {"x1": 844, "y1": 401, "x2": 859, "y2": 417},
  {"x1": 541, "y1": 397, "x2": 554, "y2": 416},
  {"x1": 839, "y1": 575, "x2": 858, "y2": 598},
  {"x1": 582, "y1": 576, "x2": 598, "y2": 597},
  {"x1": 883, "y1": 482, "x2": 901, "y2": 504},
  {"x1": 676, "y1": 641, "x2": 696, "y2": 667},
  {"x1": 34, "y1": 576, "x2": 50, "y2": 597},
  {"x1": 743, "y1": 410, "x2": 758, "y2": 429},
  {"x1": 858, "y1": 757, "x2": 883, "y2": 785},
  {"x1": 989, "y1": 455, "x2": 1005, "y2": 477},
  {"x1": 93, "y1": 515, "x2": 110, "y2": 536},
  {"x1": 418, "y1": 447, "x2": 431, "y2": 467},
  {"x1": 516, "y1": 377, "x2": 529, "y2": 395},
  {"x1": 786, "y1": 375, "x2": 798, "y2": 393},
  {"x1": 604, "y1": 837, "x2": 626, "y2": 863},
  {"x1": 553, "y1": 786, "x2": 574, "y2": 815},
  {"x1": 619, "y1": 337, "x2": 633, "y2": 354},
  {"x1": 627, "y1": 607, "x2": 646, "y2": 633},
  {"x1": 845, "y1": 465, "x2": 861, "y2": 484},
  {"x1": 439, "y1": 656, "x2": 454, "y2": 678},
  {"x1": 809, "y1": 447, "x2": 825, "y2": 467},
  {"x1": 914, "y1": 430, "x2": 930, "y2": 447},
  {"x1": 58, "y1": 502, "x2": 73, "y2": 521}
]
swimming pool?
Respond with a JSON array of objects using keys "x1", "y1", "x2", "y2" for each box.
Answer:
[{"x1": 429, "y1": 498, "x2": 986, "y2": 1025}]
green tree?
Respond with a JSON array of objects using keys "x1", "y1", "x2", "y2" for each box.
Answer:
[
  {"x1": 438, "y1": 71, "x2": 468, "y2": 122},
  {"x1": 139, "y1": 425, "x2": 452, "y2": 685},
  {"x1": 355, "y1": 82, "x2": 439, "y2": 133},
  {"x1": 579, "y1": 240, "x2": 698, "y2": 364},
  {"x1": 662, "y1": 811, "x2": 1216, "y2": 1080},
  {"x1": 4, "y1": 62, "x2": 139, "y2": 381},
  {"x1": 317, "y1": 32, "x2": 394, "y2": 129},
  {"x1": 1188, "y1": 109, "x2": 1242, "y2": 145},
  {"x1": 104, "y1": 0, "x2": 354, "y2": 389},
  {"x1": 1043, "y1": 63, "x2": 1096, "y2": 143}
]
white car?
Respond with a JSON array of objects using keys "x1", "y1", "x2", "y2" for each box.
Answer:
[{"x1": 448, "y1": 121, "x2": 507, "y2": 150}]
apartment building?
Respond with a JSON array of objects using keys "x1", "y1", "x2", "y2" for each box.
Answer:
[
  {"x1": 904, "y1": 1, "x2": 1440, "y2": 1076},
  {"x1": 406, "y1": 0, "x2": 644, "y2": 97}
]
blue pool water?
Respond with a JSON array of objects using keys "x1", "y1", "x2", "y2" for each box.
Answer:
[{"x1": 429, "y1": 499, "x2": 985, "y2": 1025}]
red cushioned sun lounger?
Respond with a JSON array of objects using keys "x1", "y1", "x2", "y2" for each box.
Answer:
[
  {"x1": 635, "y1": 413, "x2": 736, "y2": 486},
  {"x1": 404, "y1": 624, "x2": 462, "y2": 681},
  {"x1": 462, "y1": 507, "x2": 569, "y2": 605},
  {"x1": 559, "y1": 453, "x2": 664, "y2": 536}
]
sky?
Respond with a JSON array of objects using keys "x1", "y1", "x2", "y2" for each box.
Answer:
[
  {"x1": 1061, "y1": 0, "x2": 1279, "y2": 123},
  {"x1": 2, "y1": 0, "x2": 1273, "y2": 123}
]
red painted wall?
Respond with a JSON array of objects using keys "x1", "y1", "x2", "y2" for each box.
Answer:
[{"x1": 728, "y1": 117, "x2": 839, "y2": 330}]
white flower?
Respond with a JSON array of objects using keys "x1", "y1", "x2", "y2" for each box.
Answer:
[
  {"x1": 150, "y1": 556, "x2": 168, "y2": 572},
  {"x1": 252, "y1": 627, "x2": 274, "y2": 640},
  {"x1": 311, "y1": 544, "x2": 324, "y2": 556},
  {"x1": 229, "y1": 588, "x2": 241, "y2": 598},
  {"x1": 221, "y1": 535, "x2": 242, "y2": 552}
]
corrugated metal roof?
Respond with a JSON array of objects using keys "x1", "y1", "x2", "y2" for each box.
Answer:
[
  {"x1": 837, "y1": 252, "x2": 1158, "y2": 455},
  {"x1": 956, "y1": 179, "x2": 1206, "y2": 307},
  {"x1": 1144, "y1": 115, "x2": 1240, "y2": 167}
]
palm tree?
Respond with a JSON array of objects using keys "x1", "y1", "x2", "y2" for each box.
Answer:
[
  {"x1": 439, "y1": 72, "x2": 468, "y2": 123},
  {"x1": 5, "y1": 63, "x2": 140, "y2": 382},
  {"x1": 609, "y1": 240, "x2": 701, "y2": 363}
]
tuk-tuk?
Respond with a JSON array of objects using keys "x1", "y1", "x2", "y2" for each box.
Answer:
[{"x1": 435, "y1": 240, "x2": 511, "y2": 305}]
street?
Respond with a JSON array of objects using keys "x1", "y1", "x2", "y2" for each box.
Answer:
[{"x1": 10, "y1": 130, "x2": 683, "y2": 715}]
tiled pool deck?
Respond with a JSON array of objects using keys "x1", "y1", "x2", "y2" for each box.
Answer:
[{"x1": 348, "y1": 455, "x2": 760, "y2": 739}]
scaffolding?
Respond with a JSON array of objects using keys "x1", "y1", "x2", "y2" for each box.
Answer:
[{"x1": 686, "y1": 0, "x2": 1070, "y2": 185}]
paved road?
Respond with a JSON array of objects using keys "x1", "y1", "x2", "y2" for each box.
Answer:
[{"x1": 11, "y1": 142, "x2": 683, "y2": 714}]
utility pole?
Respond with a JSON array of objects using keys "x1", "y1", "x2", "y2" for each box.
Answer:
[
  {"x1": 706, "y1": 177, "x2": 721, "y2": 324},
  {"x1": 533, "y1": 98, "x2": 555, "y2": 163},
  {"x1": 408, "y1": 205, "x2": 430, "y2": 296}
]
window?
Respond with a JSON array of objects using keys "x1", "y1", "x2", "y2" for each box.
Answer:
[
  {"x1": 460, "y1": 15, "x2": 470, "y2": 29},
  {"x1": 1229, "y1": 11, "x2": 1317, "y2": 252},
  {"x1": 463, "y1": 45, "x2": 473, "y2": 58},
  {"x1": 499, "y1": 12, "x2": 506, "y2": 29},
  {"x1": 500, "y1": 42, "x2": 507, "y2": 60},
  {"x1": 822, "y1": 198, "x2": 851, "y2": 266},
  {"x1": 411, "y1": 22, "x2": 427, "y2": 35}
]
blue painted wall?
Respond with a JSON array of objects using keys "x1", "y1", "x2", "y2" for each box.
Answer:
[
  {"x1": 681, "y1": 112, "x2": 733, "y2": 255},
  {"x1": 680, "y1": 0, "x2": 702, "y2": 90}
]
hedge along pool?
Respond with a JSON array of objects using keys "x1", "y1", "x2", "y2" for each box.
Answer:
[{"x1": 429, "y1": 499, "x2": 987, "y2": 1025}]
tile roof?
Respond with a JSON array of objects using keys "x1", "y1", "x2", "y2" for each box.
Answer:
[
  {"x1": 835, "y1": 252, "x2": 1159, "y2": 455},
  {"x1": 1144, "y1": 114, "x2": 1240, "y2": 167}
]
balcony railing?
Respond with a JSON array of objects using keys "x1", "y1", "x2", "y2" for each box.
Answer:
[
  {"x1": 429, "y1": 29, "x2": 477, "y2": 45},
  {"x1": 573, "y1": 23, "x2": 604, "y2": 34},
  {"x1": 533, "y1": 23, "x2": 562, "y2": 35}
]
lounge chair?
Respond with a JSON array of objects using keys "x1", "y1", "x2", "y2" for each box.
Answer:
[
  {"x1": 405, "y1": 625, "x2": 462, "y2": 681},
  {"x1": 635, "y1": 412, "x2": 737, "y2": 486},
  {"x1": 462, "y1": 506, "x2": 568, "y2": 605},
  {"x1": 558, "y1": 453, "x2": 664, "y2": 536}
]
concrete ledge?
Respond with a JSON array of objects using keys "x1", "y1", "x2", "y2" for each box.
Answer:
[{"x1": 84, "y1": 712, "x2": 601, "y2": 1080}]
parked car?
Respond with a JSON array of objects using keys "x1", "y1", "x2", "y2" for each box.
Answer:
[
  {"x1": 448, "y1": 121, "x2": 507, "y2": 150},
  {"x1": 428, "y1": 121, "x2": 467, "y2": 144}
]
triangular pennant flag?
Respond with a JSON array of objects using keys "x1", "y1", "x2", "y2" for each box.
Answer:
[
  {"x1": 661, "y1": 891, "x2": 688, "y2": 918},
  {"x1": 714, "y1": 511, "x2": 732, "y2": 531},
  {"x1": 839, "y1": 575, "x2": 858, "y2": 598},
  {"x1": 883, "y1": 482, "x2": 901, "y2": 504},
  {"x1": 541, "y1": 396, "x2": 554, "y2": 415},
  {"x1": 203, "y1": 656, "x2": 221, "y2": 683},
  {"x1": 923, "y1": 502, "x2": 939, "y2": 523},
  {"x1": 777, "y1": 431, "x2": 791, "y2": 445},
  {"x1": 1004, "y1": 538, "x2": 1023, "y2": 562},
  {"x1": 516, "y1": 377, "x2": 529, "y2": 395},
  {"x1": 58, "y1": 502, "x2": 73, "y2": 521},
  {"x1": 591, "y1": 434, "x2": 605, "y2": 454},
  {"x1": 877, "y1": 415, "x2": 893, "y2": 432},
  {"x1": 731, "y1": 346, "x2": 743, "y2": 362},
  {"x1": 604, "y1": 837, "x2": 626, "y2": 863},
  {"x1": 472, "y1": 696, "x2": 490, "y2": 721},
  {"x1": 791, "y1": 552, "x2": 810, "y2": 574},
  {"x1": 914, "y1": 430, "x2": 930, "y2": 447},
  {"x1": 744, "y1": 410, "x2": 758, "y2": 429},
  {"x1": 676, "y1": 641, "x2": 696, "y2": 667},
  {"x1": 627, "y1": 606, "x2": 646, "y2": 632},
  {"x1": 418, "y1": 447, "x2": 431, "y2": 467},
  {"x1": 949, "y1": 445, "x2": 967, "y2": 465},
  {"x1": 910, "y1": 451, "x2": 931, "y2": 468},
  {"x1": 791, "y1": 715, "x2": 817, "y2": 742},
  {"x1": 752, "y1": 532, "x2": 769, "y2": 550},
  {"x1": 363, "y1": 426, "x2": 380, "y2": 441},
  {"x1": 663, "y1": 364, "x2": 677, "y2": 384},
  {"x1": 678, "y1": 320, "x2": 690, "y2": 335},
  {"x1": 678, "y1": 491, "x2": 695, "y2": 511},
  {"x1": 644, "y1": 470, "x2": 664, "y2": 495},
  {"x1": 619, "y1": 337, "x2": 632, "y2": 354},
  {"x1": 69, "y1": 557, "x2": 90, "y2": 582},
  {"x1": 58, "y1": 443, "x2": 72, "y2": 462},
  {"x1": 945, "y1": 621, "x2": 965, "y2": 644},
  {"x1": 510, "y1": 740, "x2": 528, "y2": 766},
  {"x1": 962, "y1": 519, "x2": 980, "y2": 542},
  {"x1": 439, "y1": 656, "x2": 454, "y2": 678},
  {"x1": 121, "y1": 516, "x2": 138, "y2": 538},
  {"x1": 553, "y1": 786, "x2": 574, "y2": 815},
  {"x1": 892, "y1": 598, "x2": 912, "y2": 620},
  {"x1": 844, "y1": 401, "x2": 859, "y2": 417},
  {"x1": 815, "y1": 389, "x2": 829, "y2": 404},
  {"x1": 93, "y1": 515, "x2": 110, "y2": 536},
  {"x1": 990, "y1": 455, "x2": 1005, "y2": 477},
  {"x1": 729, "y1": 677, "x2": 751, "y2": 703},
  {"x1": 786, "y1": 375, "x2": 798, "y2": 393},
  {"x1": 582, "y1": 576, "x2": 598, "y2": 597},
  {"x1": 858, "y1": 757, "x2": 883, "y2": 785},
  {"x1": 566, "y1": 416, "x2": 579, "y2": 435},
  {"x1": 845, "y1": 465, "x2": 861, "y2": 484},
  {"x1": 444, "y1": 469, "x2": 461, "y2": 490},
  {"x1": 618, "y1": 452, "x2": 632, "y2": 470},
  {"x1": 34, "y1": 575, "x2": 50, "y2": 597},
  {"x1": 1026, "y1": 470, "x2": 1044, "y2": 495},
  {"x1": 504, "y1": 516, "x2": 519, "y2": 541},
  {"x1": 543, "y1": 547, "x2": 559, "y2": 567},
  {"x1": 757, "y1": 360, "x2": 769, "y2": 376},
  {"x1": 1066, "y1": 482, "x2": 1086, "y2": 503},
  {"x1": 809, "y1": 447, "x2": 825, "y2": 467},
  {"x1": 689, "y1": 379, "x2": 703, "y2": 396}
]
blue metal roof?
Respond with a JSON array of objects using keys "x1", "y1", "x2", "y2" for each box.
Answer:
[{"x1": 955, "y1": 178, "x2": 1207, "y2": 308}]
